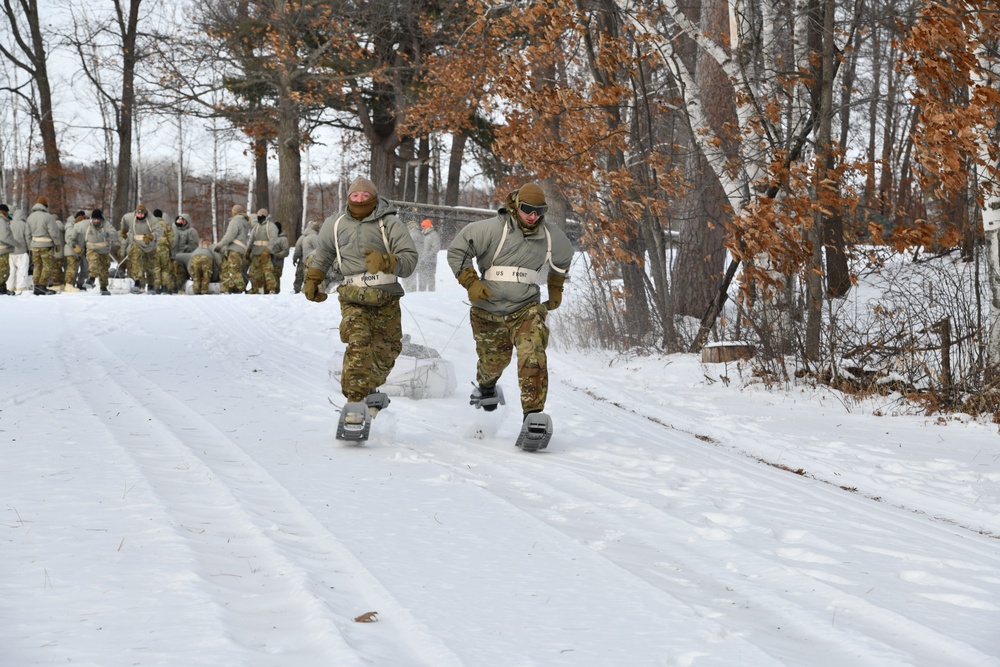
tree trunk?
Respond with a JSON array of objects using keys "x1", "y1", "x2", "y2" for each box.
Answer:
[
  {"x1": 445, "y1": 131, "x2": 468, "y2": 207},
  {"x1": 112, "y1": 0, "x2": 141, "y2": 224},
  {"x1": 275, "y1": 94, "x2": 302, "y2": 239},
  {"x1": 254, "y1": 137, "x2": 270, "y2": 212}
]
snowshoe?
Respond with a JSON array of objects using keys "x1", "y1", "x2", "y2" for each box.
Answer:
[
  {"x1": 336, "y1": 401, "x2": 371, "y2": 441},
  {"x1": 365, "y1": 391, "x2": 391, "y2": 419},
  {"x1": 515, "y1": 412, "x2": 552, "y2": 452},
  {"x1": 470, "y1": 383, "x2": 505, "y2": 412}
]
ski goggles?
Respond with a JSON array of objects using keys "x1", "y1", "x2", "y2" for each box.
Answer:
[{"x1": 518, "y1": 202, "x2": 547, "y2": 217}]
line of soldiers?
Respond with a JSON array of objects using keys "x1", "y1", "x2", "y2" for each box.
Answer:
[{"x1": 0, "y1": 197, "x2": 290, "y2": 296}]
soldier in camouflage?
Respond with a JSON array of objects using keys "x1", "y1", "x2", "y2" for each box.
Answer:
[
  {"x1": 170, "y1": 213, "x2": 200, "y2": 289},
  {"x1": 302, "y1": 177, "x2": 418, "y2": 407},
  {"x1": 214, "y1": 204, "x2": 250, "y2": 294},
  {"x1": 79, "y1": 209, "x2": 118, "y2": 295},
  {"x1": 177, "y1": 240, "x2": 222, "y2": 295},
  {"x1": 27, "y1": 196, "x2": 60, "y2": 295},
  {"x1": 293, "y1": 219, "x2": 321, "y2": 293},
  {"x1": 0, "y1": 204, "x2": 13, "y2": 294},
  {"x1": 447, "y1": 183, "x2": 573, "y2": 421},
  {"x1": 120, "y1": 203, "x2": 158, "y2": 292},
  {"x1": 271, "y1": 221, "x2": 290, "y2": 293},
  {"x1": 246, "y1": 208, "x2": 278, "y2": 294},
  {"x1": 62, "y1": 211, "x2": 87, "y2": 292},
  {"x1": 151, "y1": 209, "x2": 175, "y2": 293}
]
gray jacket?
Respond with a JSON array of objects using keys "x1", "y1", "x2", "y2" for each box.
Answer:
[
  {"x1": 418, "y1": 228, "x2": 441, "y2": 271},
  {"x1": 0, "y1": 214, "x2": 14, "y2": 256},
  {"x1": 217, "y1": 214, "x2": 250, "y2": 255},
  {"x1": 447, "y1": 209, "x2": 574, "y2": 316},
  {"x1": 312, "y1": 198, "x2": 418, "y2": 296},
  {"x1": 27, "y1": 203, "x2": 60, "y2": 249},
  {"x1": 247, "y1": 217, "x2": 279, "y2": 256},
  {"x1": 273, "y1": 232, "x2": 290, "y2": 262},
  {"x1": 172, "y1": 223, "x2": 200, "y2": 256},
  {"x1": 9, "y1": 210, "x2": 30, "y2": 254},
  {"x1": 121, "y1": 211, "x2": 159, "y2": 253},
  {"x1": 79, "y1": 219, "x2": 119, "y2": 255}
]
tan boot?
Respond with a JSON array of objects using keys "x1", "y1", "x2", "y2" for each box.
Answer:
[
  {"x1": 50, "y1": 284, "x2": 64, "y2": 292},
  {"x1": 63, "y1": 283, "x2": 81, "y2": 292}
]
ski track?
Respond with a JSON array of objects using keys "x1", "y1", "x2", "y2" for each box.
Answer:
[
  {"x1": 55, "y1": 303, "x2": 464, "y2": 667},
  {"x1": 380, "y1": 378, "x2": 1000, "y2": 666},
  {"x1": 8, "y1": 294, "x2": 998, "y2": 665}
]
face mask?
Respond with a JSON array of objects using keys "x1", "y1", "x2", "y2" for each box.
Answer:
[
  {"x1": 175, "y1": 221, "x2": 186, "y2": 227},
  {"x1": 257, "y1": 215, "x2": 266, "y2": 223}
]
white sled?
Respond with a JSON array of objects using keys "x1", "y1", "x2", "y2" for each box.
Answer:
[
  {"x1": 328, "y1": 353, "x2": 456, "y2": 400},
  {"x1": 108, "y1": 277, "x2": 135, "y2": 295}
]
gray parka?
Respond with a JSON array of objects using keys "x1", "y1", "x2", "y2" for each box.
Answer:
[
  {"x1": 0, "y1": 213, "x2": 14, "y2": 256},
  {"x1": 311, "y1": 197, "x2": 418, "y2": 297},
  {"x1": 177, "y1": 247, "x2": 223, "y2": 281},
  {"x1": 78, "y1": 219, "x2": 119, "y2": 255},
  {"x1": 247, "y1": 216, "x2": 279, "y2": 257},
  {"x1": 447, "y1": 207, "x2": 574, "y2": 316},
  {"x1": 217, "y1": 214, "x2": 250, "y2": 255},
  {"x1": 9, "y1": 210, "x2": 30, "y2": 254},
  {"x1": 121, "y1": 211, "x2": 159, "y2": 253},
  {"x1": 172, "y1": 220, "x2": 200, "y2": 256},
  {"x1": 26, "y1": 203, "x2": 60, "y2": 250}
]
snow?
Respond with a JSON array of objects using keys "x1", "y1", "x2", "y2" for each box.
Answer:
[{"x1": 2, "y1": 259, "x2": 999, "y2": 667}]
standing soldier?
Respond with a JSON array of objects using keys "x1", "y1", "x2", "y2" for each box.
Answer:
[
  {"x1": 0, "y1": 204, "x2": 14, "y2": 295},
  {"x1": 292, "y1": 219, "x2": 321, "y2": 293},
  {"x1": 120, "y1": 203, "x2": 158, "y2": 293},
  {"x1": 7, "y1": 207, "x2": 31, "y2": 293},
  {"x1": 302, "y1": 176, "x2": 418, "y2": 440},
  {"x1": 62, "y1": 211, "x2": 87, "y2": 292},
  {"x1": 446, "y1": 183, "x2": 573, "y2": 452},
  {"x1": 80, "y1": 209, "x2": 118, "y2": 295},
  {"x1": 246, "y1": 208, "x2": 278, "y2": 294},
  {"x1": 271, "y1": 221, "x2": 290, "y2": 293},
  {"x1": 151, "y1": 208, "x2": 175, "y2": 293},
  {"x1": 170, "y1": 212, "x2": 200, "y2": 290},
  {"x1": 417, "y1": 218, "x2": 441, "y2": 291},
  {"x1": 214, "y1": 204, "x2": 250, "y2": 294},
  {"x1": 27, "y1": 195, "x2": 60, "y2": 295}
]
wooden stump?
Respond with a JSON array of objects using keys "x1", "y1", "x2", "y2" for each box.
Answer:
[{"x1": 701, "y1": 342, "x2": 756, "y2": 363}]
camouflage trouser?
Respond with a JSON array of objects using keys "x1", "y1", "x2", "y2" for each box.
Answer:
[
  {"x1": 0, "y1": 254, "x2": 10, "y2": 287},
  {"x1": 293, "y1": 261, "x2": 305, "y2": 292},
  {"x1": 471, "y1": 303, "x2": 550, "y2": 413},
  {"x1": 128, "y1": 247, "x2": 156, "y2": 287},
  {"x1": 154, "y1": 245, "x2": 174, "y2": 291},
  {"x1": 31, "y1": 247, "x2": 57, "y2": 287},
  {"x1": 220, "y1": 250, "x2": 246, "y2": 293},
  {"x1": 64, "y1": 255, "x2": 80, "y2": 286},
  {"x1": 189, "y1": 254, "x2": 213, "y2": 294},
  {"x1": 338, "y1": 295, "x2": 403, "y2": 402},
  {"x1": 247, "y1": 253, "x2": 277, "y2": 294},
  {"x1": 86, "y1": 250, "x2": 110, "y2": 289},
  {"x1": 172, "y1": 260, "x2": 188, "y2": 289},
  {"x1": 272, "y1": 259, "x2": 284, "y2": 293}
]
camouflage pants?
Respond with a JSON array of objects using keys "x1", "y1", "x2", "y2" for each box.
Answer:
[
  {"x1": 86, "y1": 250, "x2": 110, "y2": 289},
  {"x1": 247, "y1": 253, "x2": 277, "y2": 294},
  {"x1": 293, "y1": 261, "x2": 305, "y2": 292},
  {"x1": 128, "y1": 247, "x2": 156, "y2": 287},
  {"x1": 338, "y1": 295, "x2": 402, "y2": 402},
  {"x1": 220, "y1": 250, "x2": 246, "y2": 293},
  {"x1": 0, "y1": 254, "x2": 10, "y2": 287},
  {"x1": 154, "y1": 245, "x2": 174, "y2": 291},
  {"x1": 470, "y1": 303, "x2": 550, "y2": 413},
  {"x1": 189, "y1": 254, "x2": 213, "y2": 294},
  {"x1": 272, "y1": 259, "x2": 284, "y2": 293},
  {"x1": 64, "y1": 255, "x2": 80, "y2": 286},
  {"x1": 172, "y1": 260, "x2": 188, "y2": 289},
  {"x1": 31, "y1": 247, "x2": 57, "y2": 287}
]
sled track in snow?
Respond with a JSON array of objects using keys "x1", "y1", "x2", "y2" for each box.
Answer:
[
  {"x1": 388, "y1": 381, "x2": 1000, "y2": 666},
  {"x1": 57, "y1": 318, "x2": 462, "y2": 667}
]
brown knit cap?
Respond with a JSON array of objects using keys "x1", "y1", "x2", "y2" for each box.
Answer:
[
  {"x1": 232, "y1": 204, "x2": 245, "y2": 215},
  {"x1": 517, "y1": 183, "x2": 546, "y2": 206},
  {"x1": 348, "y1": 177, "x2": 378, "y2": 198},
  {"x1": 256, "y1": 208, "x2": 268, "y2": 217},
  {"x1": 37, "y1": 196, "x2": 49, "y2": 207},
  {"x1": 135, "y1": 203, "x2": 147, "y2": 213}
]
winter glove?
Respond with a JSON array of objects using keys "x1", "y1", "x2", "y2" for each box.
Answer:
[
  {"x1": 213, "y1": 244, "x2": 221, "y2": 253},
  {"x1": 458, "y1": 266, "x2": 492, "y2": 303},
  {"x1": 120, "y1": 228, "x2": 128, "y2": 240},
  {"x1": 302, "y1": 267, "x2": 328, "y2": 303},
  {"x1": 364, "y1": 248, "x2": 397, "y2": 274},
  {"x1": 73, "y1": 245, "x2": 82, "y2": 254},
  {"x1": 545, "y1": 272, "x2": 566, "y2": 311}
]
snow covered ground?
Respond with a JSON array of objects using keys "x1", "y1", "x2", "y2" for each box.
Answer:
[{"x1": 2, "y1": 258, "x2": 999, "y2": 667}]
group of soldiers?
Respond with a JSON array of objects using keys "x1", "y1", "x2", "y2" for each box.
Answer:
[{"x1": 0, "y1": 198, "x2": 291, "y2": 296}]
